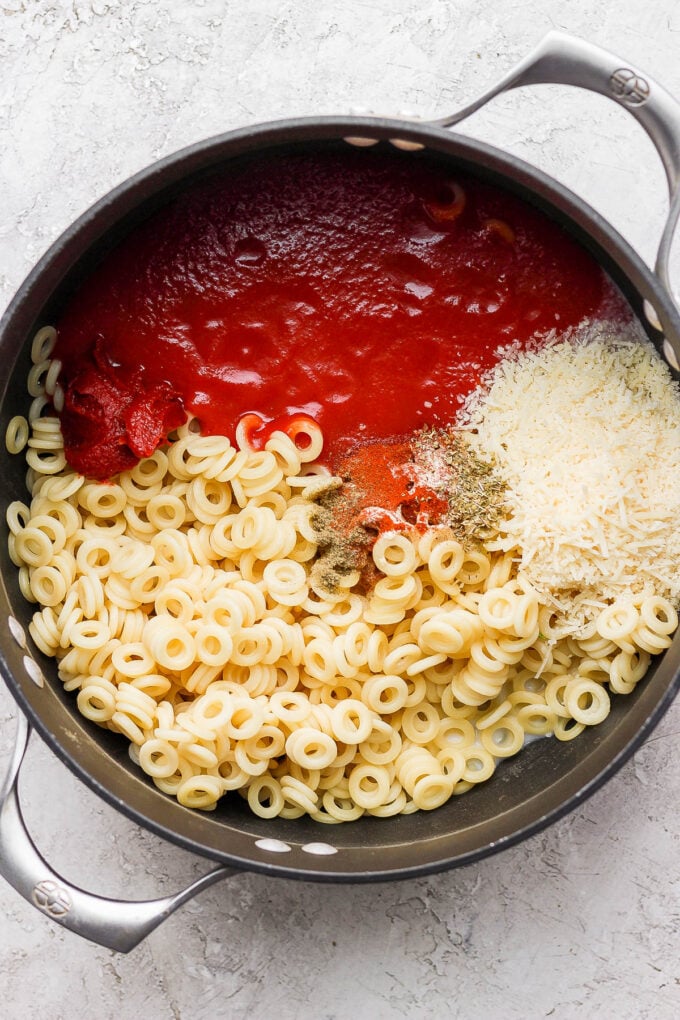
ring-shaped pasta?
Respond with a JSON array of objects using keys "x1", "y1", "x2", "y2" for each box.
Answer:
[
  {"x1": 177, "y1": 774, "x2": 223, "y2": 811},
  {"x1": 111, "y1": 641, "x2": 156, "y2": 679},
  {"x1": 187, "y1": 477, "x2": 232, "y2": 523},
  {"x1": 247, "y1": 775, "x2": 286, "y2": 819},
  {"x1": 182, "y1": 659, "x2": 223, "y2": 693},
  {"x1": 194, "y1": 624, "x2": 235, "y2": 667},
  {"x1": 263, "y1": 558, "x2": 307, "y2": 596},
  {"x1": 267, "y1": 691, "x2": 310, "y2": 725},
  {"x1": 479, "y1": 716, "x2": 525, "y2": 757},
  {"x1": 516, "y1": 703, "x2": 557, "y2": 735},
  {"x1": 223, "y1": 699, "x2": 266, "y2": 741},
  {"x1": 27, "y1": 359, "x2": 51, "y2": 397},
  {"x1": 361, "y1": 673, "x2": 409, "y2": 715},
  {"x1": 238, "y1": 450, "x2": 283, "y2": 493},
  {"x1": 609, "y1": 649, "x2": 649, "y2": 694},
  {"x1": 80, "y1": 483, "x2": 126, "y2": 519},
  {"x1": 365, "y1": 786, "x2": 407, "y2": 818},
  {"x1": 111, "y1": 541, "x2": 154, "y2": 579},
  {"x1": 461, "y1": 747, "x2": 496, "y2": 784},
  {"x1": 146, "y1": 492, "x2": 187, "y2": 530},
  {"x1": 401, "y1": 703, "x2": 440, "y2": 744},
  {"x1": 131, "y1": 674, "x2": 172, "y2": 699},
  {"x1": 476, "y1": 699, "x2": 513, "y2": 731},
  {"x1": 302, "y1": 637, "x2": 337, "y2": 682},
  {"x1": 478, "y1": 588, "x2": 517, "y2": 631},
  {"x1": 412, "y1": 773, "x2": 454, "y2": 811},
  {"x1": 44, "y1": 471, "x2": 85, "y2": 504},
  {"x1": 75, "y1": 536, "x2": 116, "y2": 578},
  {"x1": 469, "y1": 639, "x2": 509, "y2": 676},
  {"x1": 110, "y1": 710, "x2": 147, "y2": 746},
  {"x1": 630, "y1": 624, "x2": 671, "y2": 655},
  {"x1": 512, "y1": 594, "x2": 540, "y2": 638},
  {"x1": 372, "y1": 532, "x2": 418, "y2": 577},
  {"x1": 420, "y1": 609, "x2": 481, "y2": 657},
  {"x1": 14, "y1": 526, "x2": 53, "y2": 568},
  {"x1": 330, "y1": 698, "x2": 374, "y2": 744},
  {"x1": 285, "y1": 728, "x2": 337, "y2": 770},
  {"x1": 132, "y1": 449, "x2": 169, "y2": 486},
  {"x1": 396, "y1": 746, "x2": 442, "y2": 794},
  {"x1": 138, "y1": 739, "x2": 181, "y2": 779},
  {"x1": 280, "y1": 775, "x2": 319, "y2": 813},
  {"x1": 434, "y1": 717, "x2": 476, "y2": 749},
  {"x1": 5, "y1": 415, "x2": 29, "y2": 454},
  {"x1": 76, "y1": 678, "x2": 117, "y2": 723},
  {"x1": 544, "y1": 674, "x2": 572, "y2": 719},
  {"x1": 320, "y1": 594, "x2": 365, "y2": 628},
  {"x1": 264, "y1": 431, "x2": 303, "y2": 475},
  {"x1": 428, "y1": 540, "x2": 465, "y2": 588},
  {"x1": 31, "y1": 326, "x2": 57, "y2": 363},
  {"x1": 241, "y1": 725, "x2": 286, "y2": 762},
  {"x1": 358, "y1": 720, "x2": 403, "y2": 765},
  {"x1": 284, "y1": 418, "x2": 324, "y2": 463},
  {"x1": 457, "y1": 551, "x2": 491, "y2": 587},
  {"x1": 69, "y1": 619, "x2": 111, "y2": 651},
  {"x1": 564, "y1": 677, "x2": 611, "y2": 726},
  {"x1": 25, "y1": 447, "x2": 67, "y2": 475},
  {"x1": 229, "y1": 625, "x2": 269, "y2": 667},
  {"x1": 640, "y1": 595, "x2": 678, "y2": 636},
  {"x1": 596, "y1": 602, "x2": 640, "y2": 643},
  {"x1": 6, "y1": 501, "x2": 31, "y2": 536},
  {"x1": 347, "y1": 763, "x2": 392, "y2": 809},
  {"x1": 151, "y1": 531, "x2": 192, "y2": 577},
  {"x1": 27, "y1": 393, "x2": 51, "y2": 424},
  {"x1": 181, "y1": 742, "x2": 219, "y2": 770},
  {"x1": 230, "y1": 505, "x2": 276, "y2": 551},
  {"x1": 413, "y1": 570, "x2": 446, "y2": 611},
  {"x1": 321, "y1": 791, "x2": 364, "y2": 822},
  {"x1": 129, "y1": 566, "x2": 171, "y2": 604},
  {"x1": 143, "y1": 616, "x2": 196, "y2": 671},
  {"x1": 406, "y1": 652, "x2": 447, "y2": 677},
  {"x1": 553, "y1": 716, "x2": 586, "y2": 742},
  {"x1": 29, "y1": 564, "x2": 67, "y2": 607},
  {"x1": 335, "y1": 620, "x2": 372, "y2": 668}
]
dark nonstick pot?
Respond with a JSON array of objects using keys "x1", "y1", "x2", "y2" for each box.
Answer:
[{"x1": 2, "y1": 32, "x2": 680, "y2": 952}]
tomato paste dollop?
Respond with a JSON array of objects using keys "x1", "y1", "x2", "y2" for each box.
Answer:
[
  {"x1": 59, "y1": 337, "x2": 185, "y2": 477},
  {"x1": 54, "y1": 145, "x2": 626, "y2": 478}
]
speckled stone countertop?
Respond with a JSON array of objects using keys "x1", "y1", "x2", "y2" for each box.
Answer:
[{"x1": 1, "y1": 3, "x2": 680, "y2": 1018}]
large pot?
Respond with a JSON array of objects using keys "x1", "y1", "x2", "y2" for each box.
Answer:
[{"x1": 2, "y1": 32, "x2": 680, "y2": 952}]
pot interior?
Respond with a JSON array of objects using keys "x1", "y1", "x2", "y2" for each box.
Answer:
[{"x1": 1, "y1": 123, "x2": 679, "y2": 880}]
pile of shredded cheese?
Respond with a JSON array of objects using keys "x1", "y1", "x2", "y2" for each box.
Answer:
[{"x1": 460, "y1": 322, "x2": 680, "y2": 629}]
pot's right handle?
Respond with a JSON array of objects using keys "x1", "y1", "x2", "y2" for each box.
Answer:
[
  {"x1": 0, "y1": 712, "x2": 238, "y2": 953},
  {"x1": 436, "y1": 31, "x2": 680, "y2": 323}
]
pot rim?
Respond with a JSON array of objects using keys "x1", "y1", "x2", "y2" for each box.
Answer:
[{"x1": 2, "y1": 114, "x2": 679, "y2": 881}]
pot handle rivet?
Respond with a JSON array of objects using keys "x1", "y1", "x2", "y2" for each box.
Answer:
[
  {"x1": 0, "y1": 713, "x2": 238, "y2": 952},
  {"x1": 435, "y1": 31, "x2": 680, "y2": 337}
]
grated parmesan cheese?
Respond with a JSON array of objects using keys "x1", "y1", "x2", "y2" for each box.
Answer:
[{"x1": 459, "y1": 321, "x2": 680, "y2": 631}]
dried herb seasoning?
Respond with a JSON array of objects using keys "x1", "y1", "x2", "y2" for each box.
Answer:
[{"x1": 310, "y1": 427, "x2": 507, "y2": 592}]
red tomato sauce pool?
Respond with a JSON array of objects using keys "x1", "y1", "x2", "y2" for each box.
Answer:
[{"x1": 54, "y1": 145, "x2": 626, "y2": 478}]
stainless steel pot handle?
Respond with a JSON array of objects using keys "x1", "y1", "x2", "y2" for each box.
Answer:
[
  {"x1": 0, "y1": 713, "x2": 237, "y2": 952},
  {"x1": 435, "y1": 30, "x2": 680, "y2": 319}
]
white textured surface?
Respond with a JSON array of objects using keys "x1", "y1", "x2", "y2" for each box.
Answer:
[{"x1": 2, "y1": 3, "x2": 680, "y2": 1018}]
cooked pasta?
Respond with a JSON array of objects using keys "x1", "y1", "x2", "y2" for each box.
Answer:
[{"x1": 4, "y1": 332, "x2": 678, "y2": 821}]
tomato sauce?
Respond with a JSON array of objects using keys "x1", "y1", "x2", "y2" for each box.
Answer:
[{"x1": 55, "y1": 145, "x2": 626, "y2": 478}]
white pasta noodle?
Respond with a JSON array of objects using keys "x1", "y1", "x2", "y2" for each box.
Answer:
[
  {"x1": 7, "y1": 329, "x2": 679, "y2": 820},
  {"x1": 5, "y1": 416, "x2": 29, "y2": 455}
]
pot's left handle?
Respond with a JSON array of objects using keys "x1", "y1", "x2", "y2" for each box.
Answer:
[{"x1": 0, "y1": 713, "x2": 237, "y2": 953}]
